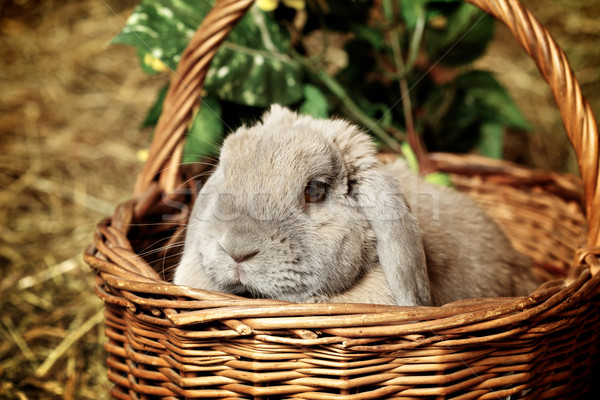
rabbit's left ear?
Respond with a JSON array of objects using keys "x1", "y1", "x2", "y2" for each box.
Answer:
[
  {"x1": 324, "y1": 120, "x2": 430, "y2": 306},
  {"x1": 353, "y1": 165, "x2": 431, "y2": 306}
]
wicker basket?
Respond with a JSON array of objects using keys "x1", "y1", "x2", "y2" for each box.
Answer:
[{"x1": 85, "y1": 0, "x2": 600, "y2": 398}]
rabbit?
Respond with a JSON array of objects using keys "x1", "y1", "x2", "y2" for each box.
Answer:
[{"x1": 173, "y1": 105, "x2": 538, "y2": 306}]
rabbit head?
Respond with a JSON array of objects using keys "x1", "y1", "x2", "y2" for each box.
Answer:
[{"x1": 174, "y1": 105, "x2": 430, "y2": 305}]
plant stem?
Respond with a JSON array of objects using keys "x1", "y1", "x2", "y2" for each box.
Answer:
[
  {"x1": 386, "y1": 0, "x2": 433, "y2": 173},
  {"x1": 316, "y1": 70, "x2": 402, "y2": 152},
  {"x1": 406, "y1": 14, "x2": 425, "y2": 72},
  {"x1": 293, "y1": 52, "x2": 402, "y2": 152}
]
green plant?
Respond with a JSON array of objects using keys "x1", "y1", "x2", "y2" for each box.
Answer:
[{"x1": 113, "y1": 0, "x2": 530, "y2": 166}]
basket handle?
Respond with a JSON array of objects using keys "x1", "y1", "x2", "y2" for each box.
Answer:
[
  {"x1": 134, "y1": 0, "x2": 599, "y2": 247},
  {"x1": 465, "y1": 0, "x2": 600, "y2": 248},
  {"x1": 134, "y1": 0, "x2": 255, "y2": 196}
]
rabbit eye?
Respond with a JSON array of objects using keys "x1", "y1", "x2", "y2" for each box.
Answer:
[{"x1": 304, "y1": 180, "x2": 328, "y2": 204}]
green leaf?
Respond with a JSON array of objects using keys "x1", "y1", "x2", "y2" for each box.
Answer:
[
  {"x1": 205, "y1": 6, "x2": 303, "y2": 106},
  {"x1": 424, "y1": 171, "x2": 453, "y2": 187},
  {"x1": 113, "y1": 1, "x2": 303, "y2": 107},
  {"x1": 425, "y1": 3, "x2": 494, "y2": 67},
  {"x1": 299, "y1": 85, "x2": 329, "y2": 118},
  {"x1": 400, "y1": 0, "x2": 427, "y2": 30},
  {"x1": 477, "y1": 122, "x2": 504, "y2": 159},
  {"x1": 421, "y1": 81, "x2": 480, "y2": 153},
  {"x1": 455, "y1": 70, "x2": 531, "y2": 131},
  {"x1": 182, "y1": 96, "x2": 223, "y2": 164},
  {"x1": 420, "y1": 70, "x2": 529, "y2": 154},
  {"x1": 400, "y1": 142, "x2": 453, "y2": 186},
  {"x1": 112, "y1": 0, "x2": 201, "y2": 71},
  {"x1": 400, "y1": 141, "x2": 419, "y2": 172}
]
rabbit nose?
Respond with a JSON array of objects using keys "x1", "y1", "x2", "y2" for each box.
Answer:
[
  {"x1": 230, "y1": 250, "x2": 259, "y2": 264},
  {"x1": 220, "y1": 245, "x2": 259, "y2": 264},
  {"x1": 219, "y1": 231, "x2": 260, "y2": 264}
]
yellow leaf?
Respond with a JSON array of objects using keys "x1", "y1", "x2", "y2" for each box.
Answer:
[
  {"x1": 143, "y1": 53, "x2": 168, "y2": 72},
  {"x1": 256, "y1": 0, "x2": 279, "y2": 12}
]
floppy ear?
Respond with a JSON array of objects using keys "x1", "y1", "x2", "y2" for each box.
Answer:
[
  {"x1": 355, "y1": 165, "x2": 431, "y2": 306},
  {"x1": 324, "y1": 120, "x2": 431, "y2": 306}
]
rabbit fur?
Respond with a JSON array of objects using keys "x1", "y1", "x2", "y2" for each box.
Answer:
[{"x1": 174, "y1": 105, "x2": 538, "y2": 306}]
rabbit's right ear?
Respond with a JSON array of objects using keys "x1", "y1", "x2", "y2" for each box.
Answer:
[{"x1": 354, "y1": 165, "x2": 431, "y2": 306}]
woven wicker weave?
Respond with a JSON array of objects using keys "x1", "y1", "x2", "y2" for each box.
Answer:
[{"x1": 85, "y1": 0, "x2": 600, "y2": 398}]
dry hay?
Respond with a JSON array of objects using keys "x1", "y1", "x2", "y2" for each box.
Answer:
[
  {"x1": 0, "y1": 0, "x2": 598, "y2": 399},
  {"x1": 0, "y1": 1, "x2": 166, "y2": 398}
]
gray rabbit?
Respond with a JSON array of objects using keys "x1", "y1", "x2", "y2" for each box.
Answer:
[{"x1": 174, "y1": 105, "x2": 538, "y2": 306}]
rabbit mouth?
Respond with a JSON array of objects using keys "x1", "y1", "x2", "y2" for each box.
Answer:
[
  {"x1": 223, "y1": 277, "x2": 298, "y2": 301},
  {"x1": 228, "y1": 284, "x2": 268, "y2": 299},
  {"x1": 221, "y1": 268, "x2": 265, "y2": 298}
]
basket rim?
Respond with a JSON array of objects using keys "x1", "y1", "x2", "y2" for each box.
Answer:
[{"x1": 86, "y1": 152, "x2": 596, "y2": 328}]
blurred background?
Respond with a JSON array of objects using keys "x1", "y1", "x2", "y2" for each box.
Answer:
[{"x1": 0, "y1": 0, "x2": 598, "y2": 398}]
